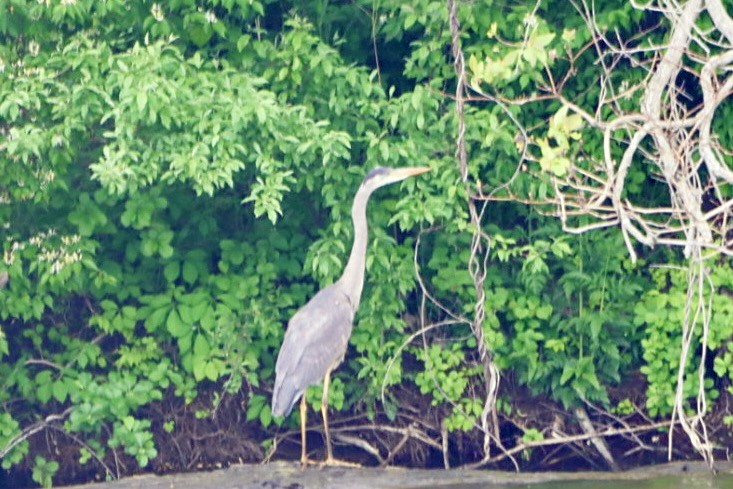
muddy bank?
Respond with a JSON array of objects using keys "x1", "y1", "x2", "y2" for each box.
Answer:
[{"x1": 59, "y1": 461, "x2": 733, "y2": 489}]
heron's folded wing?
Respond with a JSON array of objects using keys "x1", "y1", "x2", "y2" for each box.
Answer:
[{"x1": 272, "y1": 286, "x2": 354, "y2": 415}]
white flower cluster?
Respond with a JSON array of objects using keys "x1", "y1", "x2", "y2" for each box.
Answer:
[
  {"x1": 4, "y1": 230, "x2": 83, "y2": 275},
  {"x1": 151, "y1": 3, "x2": 164, "y2": 22},
  {"x1": 40, "y1": 248, "x2": 83, "y2": 275},
  {"x1": 28, "y1": 41, "x2": 40, "y2": 57},
  {"x1": 3, "y1": 241, "x2": 24, "y2": 266}
]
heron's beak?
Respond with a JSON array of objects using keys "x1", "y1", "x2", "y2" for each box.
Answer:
[{"x1": 392, "y1": 166, "x2": 431, "y2": 181}]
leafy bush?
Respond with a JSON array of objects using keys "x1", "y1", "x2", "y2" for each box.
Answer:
[
  {"x1": 636, "y1": 266, "x2": 733, "y2": 416},
  {"x1": 2, "y1": 0, "x2": 733, "y2": 482}
]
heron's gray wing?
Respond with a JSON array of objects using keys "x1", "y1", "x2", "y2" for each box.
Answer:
[{"x1": 272, "y1": 285, "x2": 354, "y2": 416}]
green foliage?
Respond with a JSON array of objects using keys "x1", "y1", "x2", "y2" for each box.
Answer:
[
  {"x1": 246, "y1": 394, "x2": 273, "y2": 428},
  {"x1": 487, "y1": 229, "x2": 646, "y2": 408},
  {"x1": 415, "y1": 343, "x2": 466, "y2": 402},
  {"x1": 0, "y1": 413, "x2": 28, "y2": 470},
  {"x1": 413, "y1": 342, "x2": 482, "y2": 429},
  {"x1": 636, "y1": 266, "x2": 733, "y2": 416},
  {"x1": 520, "y1": 427, "x2": 544, "y2": 461},
  {"x1": 521, "y1": 427, "x2": 544, "y2": 444},
  {"x1": 1, "y1": 0, "x2": 732, "y2": 480},
  {"x1": 713, "y1": 344, "x2": 733, "y2": 395},
  {"x1": 31, "y1": 456, "x2": 59, "y2": 489},
  {"x1": 109, "y1": 417, "x2": 157, "y2": 467},
  {"x1": 612, "y1": 399, "x2": 635, "y2": 417}
]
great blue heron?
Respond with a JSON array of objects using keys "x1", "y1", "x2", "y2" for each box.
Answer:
[{"x1": 271, "y1": 166, "x2": 431, "y2": 465}]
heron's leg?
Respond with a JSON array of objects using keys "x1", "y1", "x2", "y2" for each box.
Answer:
[
  {"x1": 299, "y1": 395, "x2": 309, "y2": 466},
  {"x1": 319, "y1": 370, "x2": 360, "y2": 467},
  {"x1": 321, "y1": 368, "x2": 334, "y2": 462},
  {"x1": 321, "y1": 369, "x2": 360, "y2": 467}
]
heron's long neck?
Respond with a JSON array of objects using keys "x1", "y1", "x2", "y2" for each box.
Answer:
[{"x1": 338, "y1": 185, "x2": 372, "y2": 310}]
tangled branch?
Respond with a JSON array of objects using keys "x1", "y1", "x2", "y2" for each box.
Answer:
[
  {"x1": 459, "y1": 0, "x2": 733, "y2": 466},
  {"x1": 447, "y1": 0, "x2": 505, "y2": 467}
]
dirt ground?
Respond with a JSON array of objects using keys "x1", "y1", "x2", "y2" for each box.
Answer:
[{"x1": 57, "y1": 461, "x2": 733, "y2": 489}]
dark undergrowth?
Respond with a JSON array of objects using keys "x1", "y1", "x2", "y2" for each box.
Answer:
[{"x1": 2, "y1": 380, "x2": 731, "y2": 489}]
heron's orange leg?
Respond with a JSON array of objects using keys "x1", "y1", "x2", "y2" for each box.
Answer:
[
  {"x1": 321, "y1": 368, "x2": 334, "y2": 462},
  {"x1": 320, "y1": 369, "x2": 360, "y2": 467},
  {"x1": 299, "y1": 395, "x2": 311, "y2": 467}
]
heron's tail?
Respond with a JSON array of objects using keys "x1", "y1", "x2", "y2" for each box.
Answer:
[{"x1": 271, "y1": 376, "x2": 301, "y2": 417}]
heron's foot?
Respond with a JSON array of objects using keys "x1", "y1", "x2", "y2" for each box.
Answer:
[
  {"x1": 299, "y1": 457, "x2": 319, "y2": 469},
  {"x1": 320, "y1": 456, "x2": 361, "y2": 468}
]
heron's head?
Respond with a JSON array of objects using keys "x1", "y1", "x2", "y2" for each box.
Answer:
[{"x1": 362, "y1": 166, "x2": 431, "y2": 191}]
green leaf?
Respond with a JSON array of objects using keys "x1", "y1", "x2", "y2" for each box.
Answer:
[
  {"x1": 204, "y1": 360, "x2": 221, "y2": 381},
  {"x1": 560, "y1": 361, "x2": 576, "y2": 385},
  {"x1": 136, "y1": 90, "x2": 147, "y2": 112},
  {"x1": 246, "y1": 395, "x2": 265, "y2": 421},
  {"x1": 259, "y1": 406, "x2": 272, "y2": 427},
  {"x1": 52, "y1": 379, "x2": 67, "y2": 403},
  {"x1": 237, "y1": 34, "x2": 251, "y2": 51},
  {"x1": 144, "y1": 306, "x2": 170, "y2": 332},
  {"x1": 193, "y1": 334, "x2": 210, "y2": 358},
  {"x1": 182, "y1": 261, "x2": 199, "y2": 284},
  {"x1": 166, "y1": 309, "x2": 188, "y2": 338},
  {"x1": 536, "y1": 304, "x2": 553, "y2": 320},
  {"x1": 37, "y1": 382, "x2": 52, "y2": 404},
  {"x1": 178, "y1": 333, "x2": 193, "y2": 355},
  {"x1": 192, "y1": 358, "x2": 206, "y2": 381},
  {"x1": 164, "y1": 262, "x2": 180, "y2": 283}
]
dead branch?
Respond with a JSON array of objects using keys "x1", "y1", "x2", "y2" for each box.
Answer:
[
  {"x1": 461, "y1": 414, "x2": 705, "y2": 469},
  {"x1": 0, "y1": 407, "x2": 73, "y2": 460}
]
